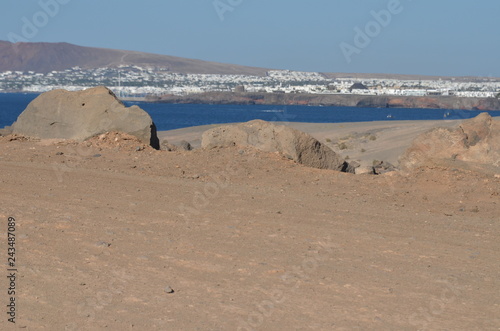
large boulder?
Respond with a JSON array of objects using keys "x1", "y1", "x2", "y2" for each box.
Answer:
[
  {"x1": 202, "y1": 120, "x2": 352, "y2": 172},
  {"x1": 399, "y1": 113, "x2": 500, "y2": 171},
  {"x1": 12, "y1": 86, "x2": 159, "y2": 149}
]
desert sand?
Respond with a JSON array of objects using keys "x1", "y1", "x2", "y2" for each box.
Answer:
[{"x1": 0, "y1": 120, "x2": 499, "y2": 330}]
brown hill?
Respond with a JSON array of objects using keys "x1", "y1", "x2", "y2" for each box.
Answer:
[
  {"x1": 2, "y1": 41, "x2": 499, "y2": 82},
  {"x1": 0, "y1": 41, "x2": 269, "y2": 75},
  {"x1": 2, "y1": 39, "x2": 497, "y2": 111}
]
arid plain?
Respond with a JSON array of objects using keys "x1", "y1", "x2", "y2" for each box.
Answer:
[{"x1": 0, "y1": 119, "x2": 499, "y2": 330}]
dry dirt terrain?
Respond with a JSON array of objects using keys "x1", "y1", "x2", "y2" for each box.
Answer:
[{"x1": 0, "y1": 130, "x2": 499, "y2": 330}]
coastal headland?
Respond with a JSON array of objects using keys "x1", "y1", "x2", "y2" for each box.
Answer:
[{"x1": 148, "y1": 91, "x2": 500, "y2": 111}]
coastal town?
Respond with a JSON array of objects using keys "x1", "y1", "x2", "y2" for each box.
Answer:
[{"x1": 1, "y1": 65, "x2": 499, "y2": 99}]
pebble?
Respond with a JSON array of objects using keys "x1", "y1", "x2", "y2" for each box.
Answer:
[
  {"x1": 93, "y1": 154, "x2": 102, "y2": 158},
  {"x1": 164, "y1": 286, "x2": 175, "y2": 294},
  {"x1": 56, "y1": 152, "x2": 64, "y2": 156}
]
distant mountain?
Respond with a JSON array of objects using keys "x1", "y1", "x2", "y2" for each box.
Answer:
[
  {"x1": 0, "y1": 41, "x2": 497, "y2": 82},
  {"x1": 0, "y1": 41, "x2": 269, "y2": 76}
]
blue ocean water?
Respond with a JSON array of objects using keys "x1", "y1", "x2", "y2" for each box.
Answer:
[
  {"x1": 0, "y1": 93, "x2": 39, "y2": 128},
  {"x1": 1, "y1": 93, "x2": 499, "y2": 131}
]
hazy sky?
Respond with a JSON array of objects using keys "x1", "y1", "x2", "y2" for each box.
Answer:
[{"x1": 1, "y1": 0, "x2": 499, "y2": 77}]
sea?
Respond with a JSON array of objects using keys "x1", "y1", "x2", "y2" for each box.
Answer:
[{"x1": 1, "y1": 92, "x2": 499, "y2": 131}]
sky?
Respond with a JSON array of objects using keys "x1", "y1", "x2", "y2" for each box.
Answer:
[{"x1": 1, "y1": 0, "x2": 499, "y2": 77}]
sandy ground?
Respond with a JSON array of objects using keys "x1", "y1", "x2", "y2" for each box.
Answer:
[
  {"x1": 0, "y1": 121, "x2": 499, "y2": 330},
  {"x1": 158, "y1": 120, "x2": 461, "y2": 167}
]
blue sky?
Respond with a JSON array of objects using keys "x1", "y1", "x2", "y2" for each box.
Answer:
[{"x1": 1, "y1": 0, "x2": 499, "y2": 77}]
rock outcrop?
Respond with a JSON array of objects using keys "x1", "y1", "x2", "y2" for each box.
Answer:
[
  {"x1": 399, "y1": 113, "x2": 499, "y2": 171},
  {"x1": 12, "y1": 86, "x2": 159, "y2": 149},
  {"x1": 202, "y1": 120, "x2": 353, "y2": 172}
]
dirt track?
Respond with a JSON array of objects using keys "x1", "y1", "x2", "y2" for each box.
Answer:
[{"x1": 0, "y1": 134, "x2": 499, "y2": 330}]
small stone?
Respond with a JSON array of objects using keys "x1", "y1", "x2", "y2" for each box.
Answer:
[
  {"x1": 355, "y1": 166, "x2": 375, "y2": 175},
  {"x1": 135, "y1": 146, "x2": 144, "y2": 152},
  {"x1": 160, "y1": 139, "x2": 179, "y2": 152},
  {"x1": 164, "y1": 286, "x2": 175, "y2": 294},
  {"x1": 373, "y1": 161, "x2": 397, "y2": 175},
  {"x1": 179, "y1": 140, "x2": 192, "y2": 151},
  {"x1": 349, "y1": 161, "x2": 361, "y2": 169},
  {"x1": 56, "y1": 152, "x2": 64, "y2": 156},
  {"x1": 93, "y1": 154, "x2": 102, "y2": 158}
]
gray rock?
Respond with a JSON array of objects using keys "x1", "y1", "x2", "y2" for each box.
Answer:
[
  {"x1": 161, "y1": 139, "x2": 178, "y2": 152},
  {"x1": 202, "y1": 120, "x2": 353, "y2": 172},
  {"x1": 11, "y1": 86, "x2": 159, "y2": 149},
  {"x1": 373, "y1": 161, "x2": 397, "y2": 175},
  {"x1": 348, "y1": 161, "x2": 361, "y2": 169},
  {"x1": 355, "y1": 166, "x2": 375, "y2": 175},
  {"x1": 179, "y1": 140, "x2": 192, "y2": 151},
  {"x1": 95, "y1": 241, "x2": 111, "y2": 247}
]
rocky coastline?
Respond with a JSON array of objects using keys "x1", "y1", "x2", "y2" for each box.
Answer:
[{"x1": 147, "y1": 91, "x2": 500, "y2": 111}]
